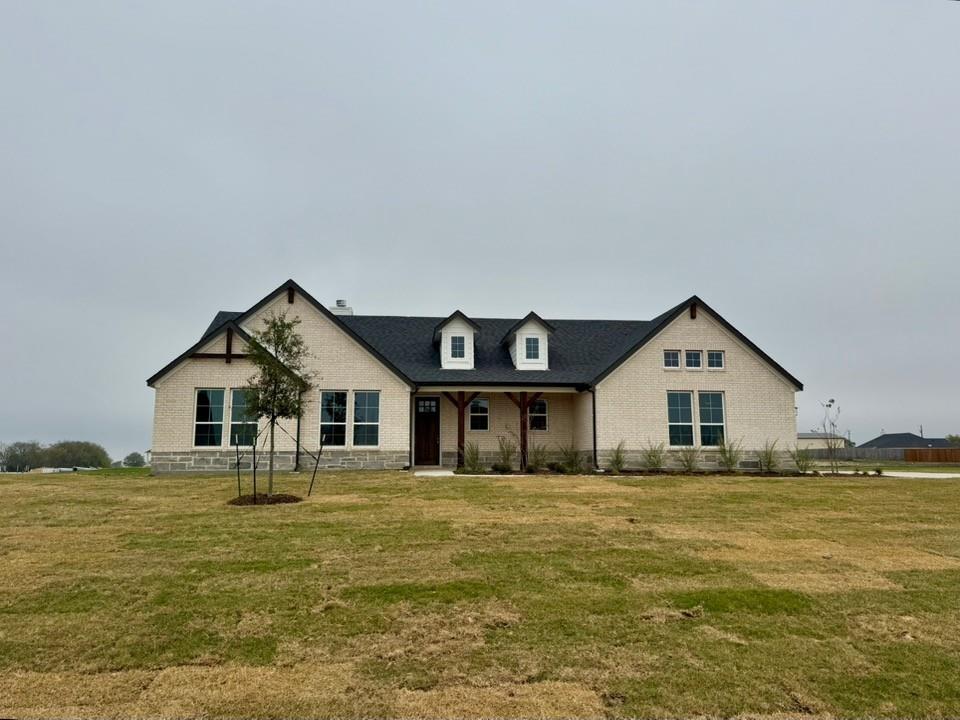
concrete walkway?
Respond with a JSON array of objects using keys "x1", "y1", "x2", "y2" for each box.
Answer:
[{"x1": 831, "y1": 469, "x2": 960, "y2": 479}]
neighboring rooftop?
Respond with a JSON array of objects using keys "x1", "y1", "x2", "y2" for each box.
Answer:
[{"x1": 859, "y1": 433, "x2": 951, "y2": 449}]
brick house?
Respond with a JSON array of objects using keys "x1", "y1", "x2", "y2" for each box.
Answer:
[{"x1": 147, "y1": 280, "x2": 802, "y2": 472}]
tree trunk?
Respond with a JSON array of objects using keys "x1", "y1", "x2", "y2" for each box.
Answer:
[{"x1": 268, "y1": 418, "x2": 275, "y2": 496}]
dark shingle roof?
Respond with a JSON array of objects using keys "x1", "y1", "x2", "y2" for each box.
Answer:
[
  {"x1": 338, "y1": 315, "x2": 656, "y2": 386},
  {"x1": 859, "y1": 433, "x2": 951, "y2": 449},
  {"x1": 202, "y1": 311, "x2": 244, "y2": 339}
]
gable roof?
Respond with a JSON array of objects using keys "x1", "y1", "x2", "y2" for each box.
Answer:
[
  {"x1": 499, "y1": 312, "x2": 557, "y2": 345},
  {"x1": 858, "y1": 433, "x2": 951, "y2": 449},
  {"x1": 149, "y1": 284, "x2": 802, "y2": 391},
  {"x1": 432, "y1": 310, "x2": 480, "y2": 343},
  {"x1": 146, "y1": 320, "x2": 253, "y2": 387}
]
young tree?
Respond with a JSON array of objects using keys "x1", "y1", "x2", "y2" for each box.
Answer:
[
  {"x1": 123, "y1": 452, "x2": 146, "y2": 467},
  {"x1": 947, "y1": 434, "x2": 960, "y2": 447},
  {"x1": 819, "y1": 399, "x2": 844, "y2": 475},
  {"x1": 245, "y1": 312, "x2": 312, "y2": 496}
]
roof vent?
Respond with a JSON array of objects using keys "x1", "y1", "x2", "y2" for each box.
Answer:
[{"x1": 330, "y1": 299, "x2": 353, "y2": 316}]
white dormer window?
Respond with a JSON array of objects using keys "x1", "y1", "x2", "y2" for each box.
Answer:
[
  {"x1": 435, "y1": 311, "x2": 479, "y2": 370},
  {"x1": 503, "y1": 312, "x2": 554, "y2": 371}
]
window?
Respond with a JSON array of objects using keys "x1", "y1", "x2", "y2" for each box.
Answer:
[
  {"x1": 353, "y1": 391, "x2": 380, "y2": 446},
  {"x1": 699, "y1": 392, "x2": 725, "y2": 446},
  {"x1": 528, "y1": 398, "x2": 548, "y2": 431},
  {"x1": 229, "y1": 389, "x2": 258, "y2": 446},
  {"x1": 525, "y1": 336, "x2": 540, "y2": 360},
  {"x1": 451, "y1": 335, "x2": 465, "y2": 359},
  {"x1": 469, "y1": 397, "x2": 489, "y2": 431},
  {"x1": 707, "y1": 351, "x2": 725, "y2": 369},
  {"x1": 685, "y1": 350, "x2": 702, "y2": 369},
  {"x1": 663, "y1": 350, "x2": 680, "y2": 368},
  {"x1": 320, "y1": 391, "x2": 347, "y2": 447},
  {"x1": 194, "y1": 388, "x2": 224, "y2": 446},
  {"x1": 667, "y1": 391, "x2": 694, "y2": 446}
]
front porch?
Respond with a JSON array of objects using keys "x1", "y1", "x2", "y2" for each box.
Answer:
[{"x1": 411, "y1": 387, "x2": 595, "y2": 470}]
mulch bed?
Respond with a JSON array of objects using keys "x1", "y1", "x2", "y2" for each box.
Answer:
[{"x1": 228, "y1": 493, "x2": 303, "y2": 506}]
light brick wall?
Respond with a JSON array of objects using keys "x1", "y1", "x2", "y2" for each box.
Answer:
[
  {"x1": 151, "y1": 291, "x2": 411, "y2": 470},
  {"x1": 572, "y1": 391, "x2": 594, "y2": 454},
  {"x1": 595, "y1": 310, "x2": 797, "y2": 464}
]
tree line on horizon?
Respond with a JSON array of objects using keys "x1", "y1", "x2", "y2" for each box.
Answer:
[{"x1": 0, "y1": 441, "x2": 145, "y2": 472}]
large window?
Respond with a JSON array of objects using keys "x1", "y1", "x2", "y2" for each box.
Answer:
[
  {"x1": 707, "y1": 351, "x2": 725, "y2": 369},
  {"x1": 229, "y1": 389, "x2": 258, "y2": 446},
  {"x1": 469, "y1": 397, "x2": 489, "y2": 431},
  {"x1": 353, "y1": 391, "x2": 380, "y2": 446},
  {"x1": 528, "y1": 399, "x2": 548, "y2": 431},
  {"x1": 699, "y1": 392, "x2": 725, "y2": 446},
  {"x1": 194, "y1": 388, "x2": 225, "y2": 446},
  {"x1": 320, "y1": 391, "x2": 347, "y2": 447},
  {"x1": 667, "y1": 391, "x2": 694, "y2": 446},
  {"x1": 663, "y1": 350, "x2": 680, "y2": 368},
  {"x1": 525, "y1": 336, "x2": 540, "y2": 360},
  {"x1": 451, "y1": 336, "x2": 465, "y2": 359},
  {"x1": 685, "y1": 350, "x2": 702, "y2": 369}
]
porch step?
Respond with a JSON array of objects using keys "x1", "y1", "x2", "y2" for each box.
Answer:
[{"x1": 414, "y1": 469, "x2": 455, "y2": 477}]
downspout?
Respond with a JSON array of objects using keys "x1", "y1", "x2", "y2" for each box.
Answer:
[
  {"x1": 590, "y1": 386, "x2": 598, "y2": 469},
  {"x1": 294, "y1": 390, "x2": 302, "y2": 471}
]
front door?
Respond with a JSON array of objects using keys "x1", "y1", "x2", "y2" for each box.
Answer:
[{"x1": 414, "y1": 397, "x2": 440, "y2": 465}]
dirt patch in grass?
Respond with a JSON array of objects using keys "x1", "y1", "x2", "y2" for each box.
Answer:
[
  {"x1": 393, "y1": 681, "x2": 604, "y2": 719},
  {"x1": 754, "y1": 570, "x2": 902, "y2": 593},
  {"x1": 227, "y1": 493, "x2": 302, "y2": 506}
]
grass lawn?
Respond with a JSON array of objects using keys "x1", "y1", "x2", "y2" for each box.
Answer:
[
  {"x1": 2, "y1": 469, "x2": 960, "y2": 718},
  {"x1": 820, "y1": 462, "x2": 960, "y2": 475}
]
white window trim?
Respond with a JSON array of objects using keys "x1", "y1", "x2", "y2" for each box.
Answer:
[
  {"x1": 450, "y1": 335, "x2": 466, "y2": 359},
  {"x1": 707, "y1": 350, "x2": 725, "y2": 370},
  {"x1": 515, "y1": 331, "x2": 549, "y2": 370},
  {"x1": 525, "y1": 336, "x2": 541, "y2": 361},
  {"x1": 193, "y1": 387, "x2": 226, "y2": 449},
  {"x1": 319, "y1": 389, "x2": 349, "y2": 448},
  {"x1": 228, "y1": 388, "x2": 258, "y2": 448},
  {"x1": 528, "y1": 398, "x2": 549, "y2": 432},
  {"x1": 352, "y1": 390, "x2": 381, "y2": 449},
  {"x1": 667, "y1": 390, "x2": 695, "y2": 447},
  {"x1": 663, "y1": 349, "x2": 681, "y2": 370},
  {"x1": 685, "y1": 350, "x2": 703, "y2": 370},
  {"x1": 698, "y1": 391, "x2": 726, "y2": 447},
  {"x1": 468, "y1": 396, "x2": 490, "y2": 432}
]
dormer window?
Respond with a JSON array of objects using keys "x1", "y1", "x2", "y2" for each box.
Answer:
[
  {"x1": 434, "y1": 311, "x2": 480, "y2": 370},
  {"x1": 525, "y1": 337, "x2": 540, "y2": 360}
]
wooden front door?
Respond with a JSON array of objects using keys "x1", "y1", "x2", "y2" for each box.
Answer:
[{"x1": 414, "y1": 397, "x2": 440, "y2": 465}]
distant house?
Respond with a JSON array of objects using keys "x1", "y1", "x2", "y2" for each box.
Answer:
[
  {"x1": 859, "y1": 433, "x2": 951, "y2": 450},
  {"x1": 796, "y1": 432, "x2": 851, "y2": 450}
]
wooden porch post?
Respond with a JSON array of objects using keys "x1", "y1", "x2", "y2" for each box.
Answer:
[
  {"x1": 443, "y1": 391, "x2": 479, "y2": 468},
  {"x1": 519, "y1": 391, "x2": 528, "y2": 470}
]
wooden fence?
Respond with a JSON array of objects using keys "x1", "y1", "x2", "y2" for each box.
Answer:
[{"x1": 904, "y1": 448, "x2": 960, "y2": 463}]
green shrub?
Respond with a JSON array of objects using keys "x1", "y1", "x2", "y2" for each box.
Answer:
[
  {"x1": 608, "y1": 441, "x2": 626, "y2": 474},
  {"x1": 874, "y1": 467, "x2": 884, "y2": 476},
  {"x1": 463, "y1": 442, "x2": 483, "y2": 474},
  {"x1": 528, "y1": 443, "x2": 547, "y2": 473},
  {"x1": 717, "y1": 439, "x2": 744, "y2": 472},
  {"x1": 640, "y1": 442, "x2": 666, "y2": 471},
  {"x1": 787, "y1": 445, "x2": 814, "y2": 473},
  {"x1": 756, "y1": 440, "x2": 779, "y2": 473},
  {"x1": 677, "y1": 446, "x2": 700, "y2": 473},
  {"x1": 496, "y1": 435, "x2": 517, "y2": 471},
  {"x1": 558, "y1": 444, "x2": 584, "y2": 474}
]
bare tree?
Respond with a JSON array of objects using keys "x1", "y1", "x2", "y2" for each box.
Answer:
[{"x1": 819, "y1": 399, "x2": 845, "y2": 475}]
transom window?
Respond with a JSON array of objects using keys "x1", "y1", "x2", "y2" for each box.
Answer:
[
  {"x1": 685, "y1": 350, "x2": 702, "y2": 369},
  {"x1": 528, "y1": 399, "x2": 548, "y2": 431},
  {"x1": 469, "y1": 398, "x2": 489, "y2": 431},
  {"x1": 194, "y1": 388, "x2": 225, "y2": 447},
  {"x1": 229, "y1": 389, "x2": 258, "y2": 447},
  {"x1": 663, "y1": 350, "x2": 680, "y2": 368},
  {"x1": 353, "y1": 391, "x2": 380, "y2": 446},
  {"x1": 320, "y1": 391, "x2": 347, "y2": 447},
  {"x1": 667, "y1": 391, "x2": 694, "y2": 446},
  {"x1": 525, "y1": 336, "x2": 540, "y2": 360},
  {"x1": 707, "y1": 351, "x2": 725, "y2": 369},
  {"x1": 699, "y1": 392, "x2": 725, "y2": 446},
  {"x1": 451, "y1": 336, "x2": 465, "y2": 359}
]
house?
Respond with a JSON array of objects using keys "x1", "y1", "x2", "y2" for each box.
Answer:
[
  {"x1": 146, "y1": 280, "x2": 803, "y2": 472},
  {"x1": 796, "y1": 432, "x2": 851, "y2": 450},
  {"x1": 858, "y1": 433, "x2": 951, "y2": 450}
]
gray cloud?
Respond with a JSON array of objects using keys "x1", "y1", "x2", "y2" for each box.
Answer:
[{"x1": 2, "y1": 1, "x2": 958, "y2": 458}]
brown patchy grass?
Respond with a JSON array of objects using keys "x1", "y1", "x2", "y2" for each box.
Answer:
[{"x1": 2, "y1": 469, "x2": 960, "y2": 718}]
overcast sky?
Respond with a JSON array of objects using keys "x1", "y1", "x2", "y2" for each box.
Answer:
[{"x1": 2, "y1": 1, "x2": 958, "y2": 459}]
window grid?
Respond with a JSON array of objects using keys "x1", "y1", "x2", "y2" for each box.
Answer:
[
  {"x1": 528, "y1": 399, "x2": 548, "y2": 431},
  {"x1": 667, "y1": 391, "x2": 694, "y2": 446},
  {"x1": 451, "y1": 336, "x2": 465, "y2": 359},
  {"x1": 685, "y1": 350, "x2": 702, "y2": 369},
  {"x1": 663, "y1": 350, "x2": 680, "y2": 368},
  {"x1": 320, "y1": 391, "x2": 347, "y2": 447},
  {"x1": 353, "y1": 391, "x2": 380, "y2": 446},
  {"x1": 525, "y1": 336, "x2": 540, "y2": 360},
  {"x1": 194, "y1": 388, "x2": 225, "y2": 447},
  {"x1": 699, "y1": 392, "x2": 725, "y2": 446},
  {"x1": 707, "y1": 351, "x2": 725, "y2": 369},
  {"x1": 229, "y1": 389, "x2": 258, "y2": 447},
  {"x1": 469, "y1": 398, "x2": 489, "y2": 431}
]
